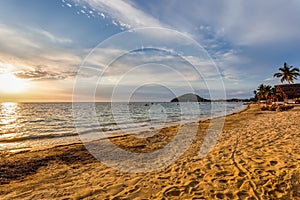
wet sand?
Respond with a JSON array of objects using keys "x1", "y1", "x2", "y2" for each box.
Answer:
[{"x1": 0, "y1": 104, "x2": 299, "y2": 199}]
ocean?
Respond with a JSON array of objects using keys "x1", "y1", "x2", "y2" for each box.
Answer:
[{"x1": 0, "y1": 102, "x2": 246, "y2": 152}]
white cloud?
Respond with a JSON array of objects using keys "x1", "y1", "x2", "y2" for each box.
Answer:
[
  {"x1": 29, "y1": 28, "x2": 73, "y2": 44},
  {"x1": 0, "y1": 24, "x2": 73, "y2": 56},
  {"x1": 66, "y1": 3, "x2": 72, "y2": 7},
  {"x1": 69, "y1": 0, "x2": 300, "y2": 90},
  {"x1": 0, "y1": 24, "x2": 80, "y2": 81},
  {"x1": 75, "y1": 45, "x2": 227, "y2": 94},
  {"x1": 212, "y1": 50, "x2": 247, "y2": 82},
  {"x1": 3, "y1": 0, "x2": 299, "y2": 99},
  {"x1": 72, "y1": 0, "x2": 165, "y2": 29},
  {"x1": 0, "y1": 24, "x2": 40, "y2": 52},
  {"x1": 263, "y1": 77, "x2": 281, "y2": 86},
  {"x1": 99, "y1": 12, "x2": 105, "y2": 18},
  {"x1": 219, "y1": 0, "x2": 300, "y2": 45},
  {"x1": 92, "y1": 0, "x2": 300, "y2": 48}
]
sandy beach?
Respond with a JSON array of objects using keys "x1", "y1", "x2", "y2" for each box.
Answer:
[{"x1": 0, "y1": 104, "x2": 299, "y2": 199}]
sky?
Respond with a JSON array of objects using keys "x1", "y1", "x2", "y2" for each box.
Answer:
[{"x1": 0, "y1": 0, "x2": 300, "y2": 102}]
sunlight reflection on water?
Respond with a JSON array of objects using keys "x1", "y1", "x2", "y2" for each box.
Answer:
[
  {"x1": 0, "y1": 102, "x2": 246, "y2": 152},
  {"x1": 0, "y1": 102, "x2": 25, "y2": 151},
  {"x1": 0, "y1": 102, "x2": 18, "y2": 126}
]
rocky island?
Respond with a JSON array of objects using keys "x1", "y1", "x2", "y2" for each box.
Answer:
[{"x1": 170, "y1": 93, "x2": 211, "y2": 102}]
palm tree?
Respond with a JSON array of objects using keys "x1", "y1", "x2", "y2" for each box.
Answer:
[
  {"x1": 273, "y1": 62, "x2": 300, "y2": 84},
  {"x1": 254, "y1": 84, "x2": 273, "y2": 100}
]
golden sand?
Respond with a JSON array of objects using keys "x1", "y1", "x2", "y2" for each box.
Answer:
[{"x1": 0, "y1": 104, "x2": 299, "y2": 199}]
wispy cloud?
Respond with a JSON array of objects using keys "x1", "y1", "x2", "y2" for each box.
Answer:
[
  {"x1": 219, "y1": 0, "x2": 300, "y2": 45},
  {"x1": 66, "y1": 0, "x2": 255, "y2": 87},
  {"x1": 1, "y1": 0, "x2": 300, "y2": 100},
  {"x1": 0, "y1": 23, "x2": 81, "y2": 81},
  {"x1": 29, "y1": 28, "x2": 73, "y2": 45},
  {"x1": 71, "y1": 0, "x2": 165, "y2": 29},
  {"x1": 14, "y1": 66, "x2": 77, "y2": 81},
  {"x1": 0, "y1": 23, "x2": 75, "y2": 56},
  {"x1": 0, "y1": 24, "x2": 40, "y2": 54}
]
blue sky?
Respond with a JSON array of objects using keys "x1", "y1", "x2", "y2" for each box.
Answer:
[{"x1": 0, "y1": 0, "x2": 300, "y2": 101}]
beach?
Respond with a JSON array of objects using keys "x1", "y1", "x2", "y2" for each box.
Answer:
[{"x1": 0, "y1": 104, "x2": 299, "y2": 199}]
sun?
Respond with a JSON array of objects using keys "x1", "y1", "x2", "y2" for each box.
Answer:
[{"x1": 0, "y1": 73, "x2": 28, "y2": 93}]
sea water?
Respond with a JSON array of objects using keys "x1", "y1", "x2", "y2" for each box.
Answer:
[{"x1": 0, "y1": 102, "x2": 246, "y2": 152}]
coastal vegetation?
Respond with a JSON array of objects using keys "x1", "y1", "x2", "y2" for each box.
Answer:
[
  {"x1": 171, "y1": 63, "x2": 300, "y2": 105},
  {"x1": 273, "y1": 62, "x2": 300, "y2": 84},
  {"x1": 253, "y1": 84, "x2": 274, "y2": 100},
  {"x1": 254, "y1": 62, "x2": 300, "y2": 100},
  {"x1": 254, "y1": 62, "x2": 300, "y2": 110}
]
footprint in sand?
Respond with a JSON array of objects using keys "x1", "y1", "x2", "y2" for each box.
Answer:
[
  {"x1": 218, "y1": 179, "x2": 227, "y2": 184},
  {"x1": 269, "y1": 160, "x2": 278, "y2": 166},
  {"x1": 237, "y1": 190, "x2": 251, "y2": 199},
  {"x1": 185, "y1": 180, "x2": 199, "y2": 188},
  {"x1": 225, "y1": 192, "x2": 234, "y2": 199},
  {"x1": 215, "y1": 170, "x2": 229, "y2": 177},
  {"x1": 163, "y1": 186, "x2": 182, "y2": 197},
  {"x1": 215, "y1": 193, "x2": 225, "y2": 199},
  {"x1": 236, "y1": 178, "x2": 245, "y2": 188}
]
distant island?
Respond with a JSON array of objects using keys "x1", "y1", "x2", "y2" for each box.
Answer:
[
  {"x1": 170, "y1": 93, "x2": 210, "y2": 102},
  {"x1": 171, "y1": 93, "x2": 251, "y2": 102}
]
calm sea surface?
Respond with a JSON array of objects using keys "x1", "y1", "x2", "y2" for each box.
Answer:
[{"x1": 0, "y1": 102, "x2": 246, "y2": 152}]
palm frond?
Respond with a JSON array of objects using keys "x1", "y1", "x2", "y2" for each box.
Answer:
[
  {"x1": 273, "y1": 73, "x2": 282, "y2": 77},
  {"x1": 291, "y1": 68, "x2": 300, "y2": 73},
  {"x1": 274, "y1": 63, "x2": 300, "y2": 84}
]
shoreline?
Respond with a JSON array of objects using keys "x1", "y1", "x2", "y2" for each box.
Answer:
[
  {"x1": 0, "y1": 103, "x2": 247, "y2": 154},
  {"x1": 0, "y1": 104, "x2": 250, "y2": 155},
  {"x1": 1, "y1": 104, "x2": 299, "y2": 199}
]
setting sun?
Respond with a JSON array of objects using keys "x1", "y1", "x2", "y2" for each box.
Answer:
[{"x1": 0, "y1": 73, "x2": 28, "y2": 93}]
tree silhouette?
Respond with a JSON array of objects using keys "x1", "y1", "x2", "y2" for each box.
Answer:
[
  {"x1": 273, "y1": 62, "x2": 300, "y2": 84},
  {"x1": 254, "y1": 84, "x2": 273, "y2": 100}
]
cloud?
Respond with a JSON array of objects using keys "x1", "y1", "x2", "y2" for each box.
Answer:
[
  {"x1": 66, "y1": 0, "x2": 249, "y2": 87},
  {"x1": 0, "y1": 23, "x2": 81, "y2": 81},
  {"x1": 78, "y1": 46, "x2": 223, "y2": 83},
  {"x1": 2, "y1": 0, "x2": 300, "y2": 100},
  {"x1": 72, "y1": 46, "x2": 227, "y2": 101},
  {"x1": 0, "y1": 23, "x2": 77, "y2": 61},
  {"x1": 213, "y1": 50, "x2": 246, "y2": 82},
  {"x1": 222, "y1": 1, "x2": 300, "y2": 45},
  {"x1": 0, "y1": 24, "x2": 73, "y2": 55},
  {"x1": 100, "y1": 0, "x2": 300, "y2": 86},
  {"x1": 29, "y1": 28, "x2": 73, "y2": 45},
  {"x1": 131, "y1": 0, "x2": 300, "y2": 46},
  {"x1": 0, "y1": 24, "x2": 40, "y2": 55},
  {"x1": 71, "y1": 0, "x2": 165, "y2": 29},
  {"x1": 70, "y1": 0, "x2": 299, "y2": 91},
  {"x1": 14, "y1": 66, "x2": 77, "y2": 81},
  {"x1": 14, "y1": 67, "x2": 49, "y2": 79},
  {"x1": 226, "y1": 89, "x2": 253, "y2": 99}
]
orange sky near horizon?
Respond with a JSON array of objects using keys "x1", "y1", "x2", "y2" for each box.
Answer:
[{"x1": 0, "y1": 72, "x2": 75, "y2": 102}]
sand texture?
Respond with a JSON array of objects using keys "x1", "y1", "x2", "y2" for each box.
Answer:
[{"x1": 0, "y1": 104, "x2": 299, "y2": 199}]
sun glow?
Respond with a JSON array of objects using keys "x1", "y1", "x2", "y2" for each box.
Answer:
[{"x1": 0, "y1": 73, "x2": 28, "y2": 93}]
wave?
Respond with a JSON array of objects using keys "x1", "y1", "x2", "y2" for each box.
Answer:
[
  {"x1": 0, "y1": 102, "x2": 247, "y2": 150},
  {"x1": 0, "y1": 132, "x2": 78, "y2": 143}
]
